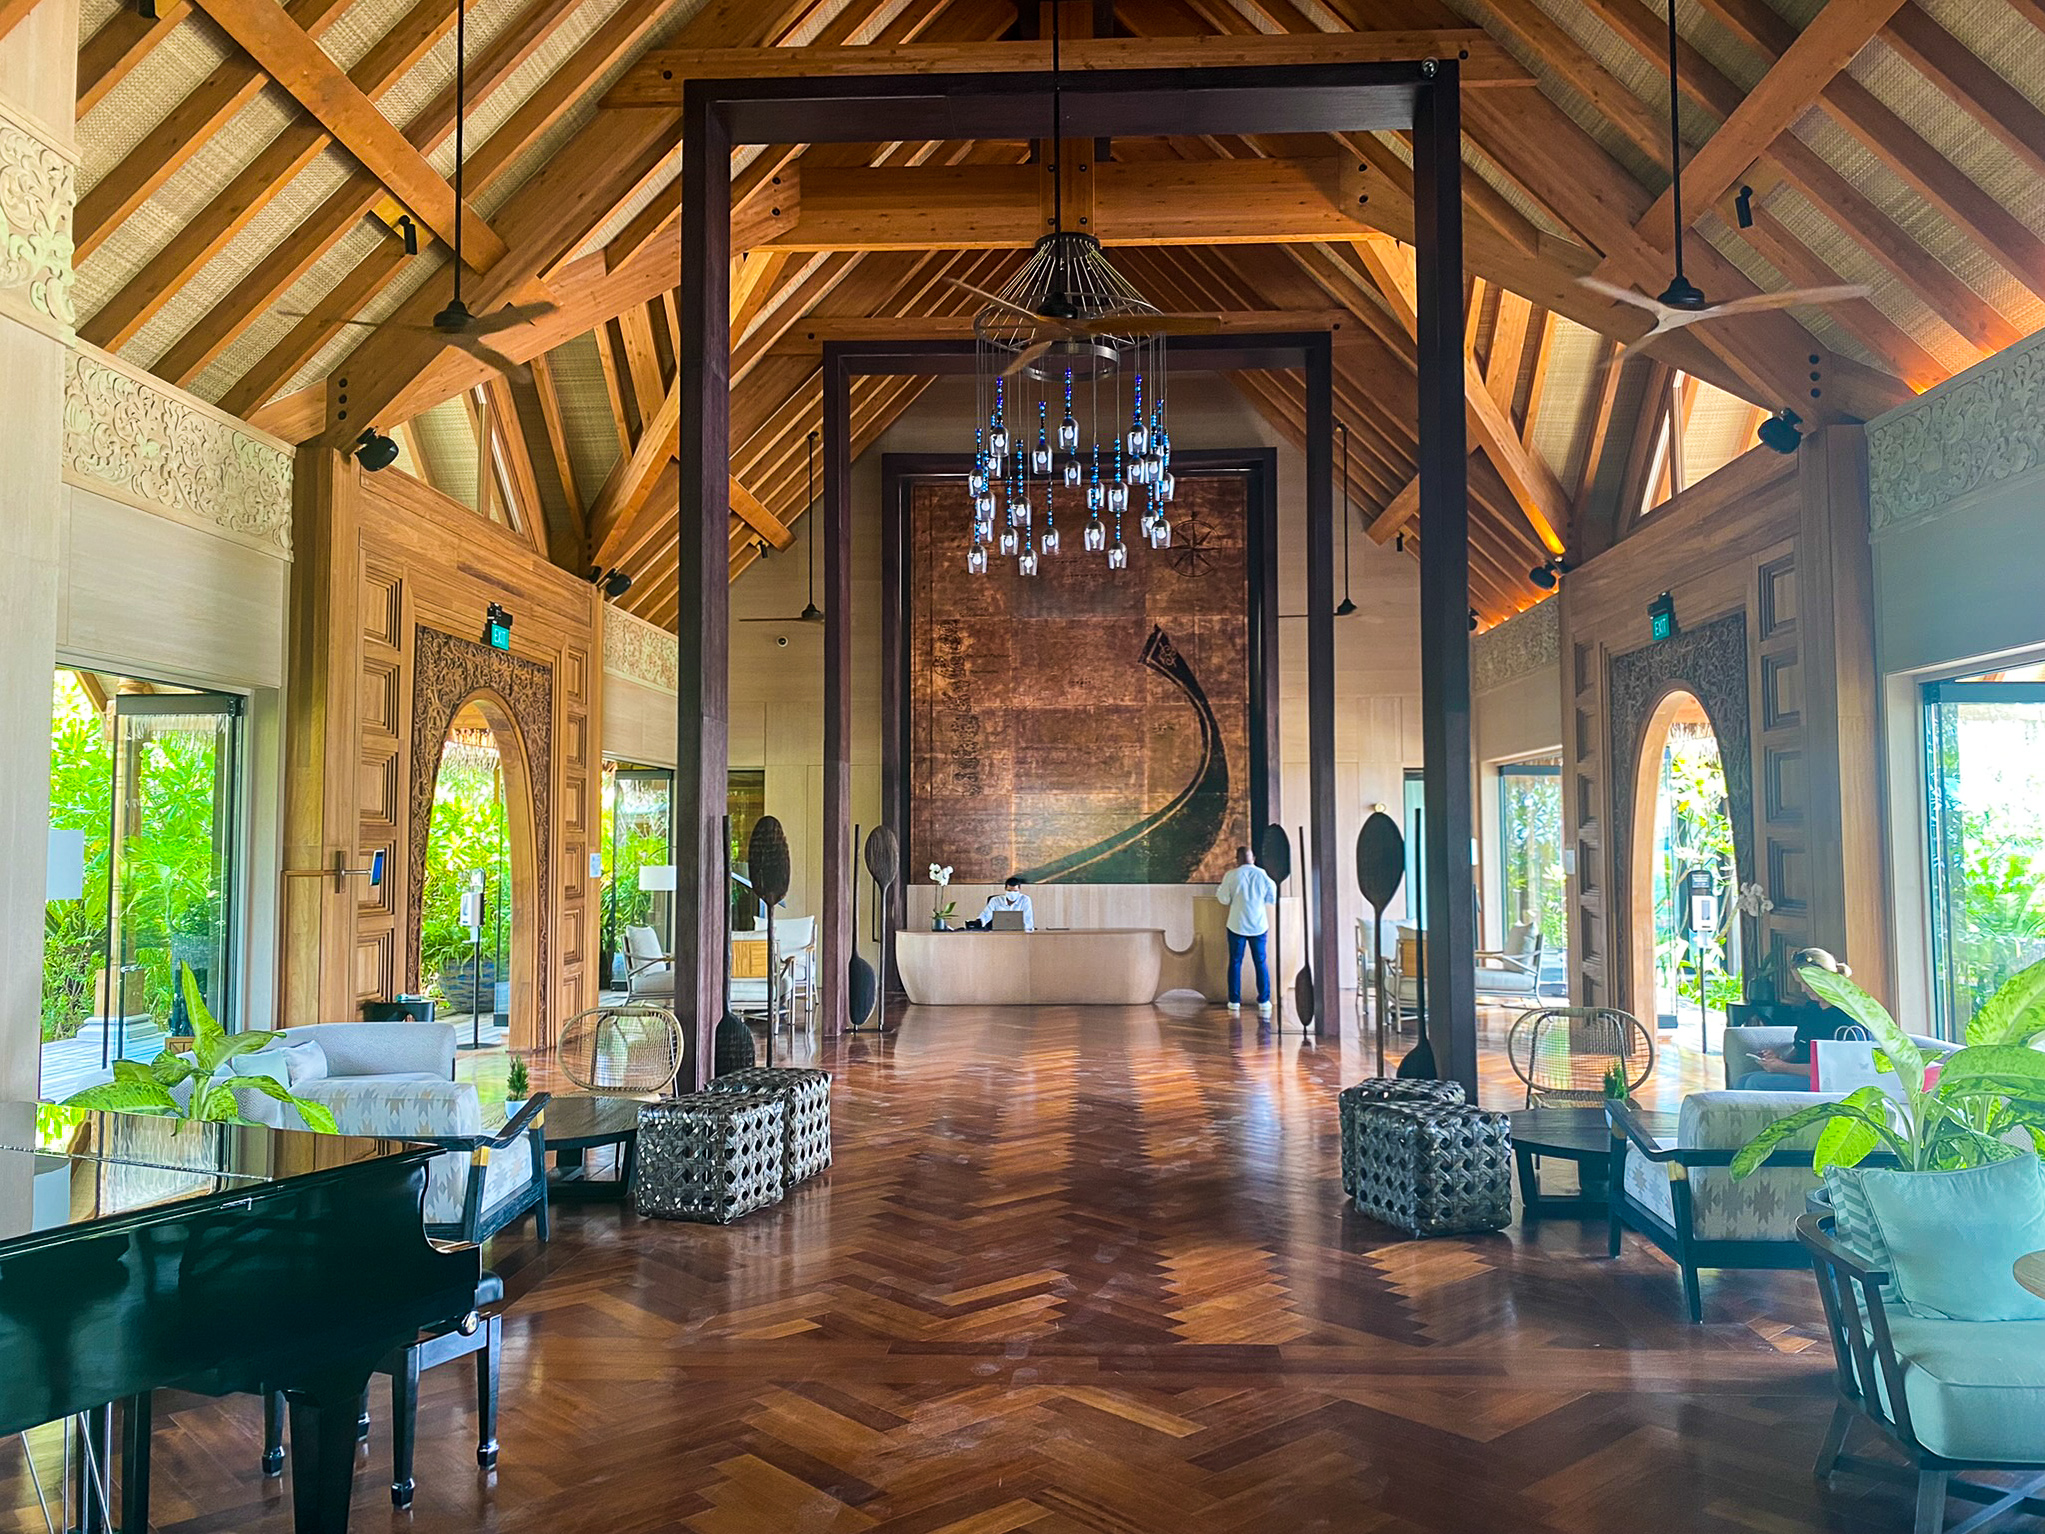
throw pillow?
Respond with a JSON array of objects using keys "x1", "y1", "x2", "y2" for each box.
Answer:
[
  {"x1": 1821, "y1": 1165, "x2": 1897, "y2": 1301},
  {"x1": 279, "y1": 1039, "x2": 327, "y2": 1087},
  {"x1": 1857, "y1": 1155, "x2": 2045, "y2": 1322}
]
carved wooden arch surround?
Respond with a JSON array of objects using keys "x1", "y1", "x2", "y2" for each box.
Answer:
[
  {"x1": 407, "y1": 626, "x2": 555, "y2": 1044},
  {"x1": 1606, "y1": 612, "x2": 1755, "y2": 1020}
]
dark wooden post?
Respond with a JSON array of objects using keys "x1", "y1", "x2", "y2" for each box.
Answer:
[
  {"x1": 821, "y1": 347, "x2": 853, "y2": 1037},
  {"x1": 676, "y1": 89, "x2": 731, "y2": 1088},
  {"x1": 1304, "y1": 332, "x2": 1343, "y2": 1030},
  {"x1": 1412, "y1": 63, "x2": 1478, "y2": 1099}
]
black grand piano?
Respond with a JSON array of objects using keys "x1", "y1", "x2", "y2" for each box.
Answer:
[{"x1": 0, "y1": 1099, "x2": 480, "y2": 1532}]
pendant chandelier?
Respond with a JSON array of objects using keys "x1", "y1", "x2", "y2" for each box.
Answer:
[{"x1": 962, "y1": 6, "x2": 1173, "y2": 577}]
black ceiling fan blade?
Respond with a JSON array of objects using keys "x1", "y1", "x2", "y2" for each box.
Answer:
[
  {"x1": 464, "y1": 300, "x2": 560, "y2": 336},
  {"x1": 448, "y1": 333, "x2": 519, "y2": 376}
]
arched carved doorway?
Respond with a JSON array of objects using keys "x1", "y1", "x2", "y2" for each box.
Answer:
[
  {"x1": 1607, "y1": 612, "x2": 1755, "y2": 1032},
  {"x1": 1629, "y1": 691, "x2": 1741, "y2": 1050},
  {"x1": 408, "y1": 628, "x2": 555, "y2": 1048}
]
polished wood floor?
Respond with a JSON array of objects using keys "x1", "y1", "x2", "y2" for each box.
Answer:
[{"x1": 9, "y1": 1002, "x2": 1929, "y2": 1534}]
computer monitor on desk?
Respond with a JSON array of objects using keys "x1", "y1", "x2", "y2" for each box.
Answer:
[{"x1": 988, "y1": 910, "x2": 1027, "y2": 932}]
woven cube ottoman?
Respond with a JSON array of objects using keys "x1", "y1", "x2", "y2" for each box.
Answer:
[
  {"x1": 1338, "y1": 1077, "x2": 1466, "y2": 1198},
  {"x1": 634, "y1": 1094, "x2": 786, "y2": 1224},
  {"x1": 705, "y1": 1066, "x2": 832, "y2": 1187},
  {"x1": 1349, "y1": 1100, "x2": 1512, "y2": 1237}
]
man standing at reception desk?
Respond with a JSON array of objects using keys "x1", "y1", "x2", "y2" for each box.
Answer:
[
  {"x1": 974, "y1": 876, "x2": 1036, "y2": 931},
  {"x1": 1215, "y1": 847, "x2": 1277, "y2": 1016}
]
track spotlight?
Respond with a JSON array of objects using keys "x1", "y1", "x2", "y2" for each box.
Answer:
[
  {"x1": 1529, "y1": 556, "x2": 1573, "y2": 590},
  {"x1": 1468, "y1": 608, "x2": 1480, "y2": 633},
  {"x1": 600, "y1": 568, "x2": 632, "y2": 599},
  {"x1": 353, "y1": 428, "x2": 399, "y2": 472},
  {"x1": 1757, "y1": 408, "x2": 1803, "y2": 455}
]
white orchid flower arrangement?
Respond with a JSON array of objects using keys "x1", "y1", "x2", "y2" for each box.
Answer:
[{"x1": 928, "y1": 863, "x2": 957, "y2": 923}]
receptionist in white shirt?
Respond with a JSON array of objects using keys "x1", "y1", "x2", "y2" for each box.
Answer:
[{"x1": 975, "y1": 877, "x2": 1036, "y2": 931}]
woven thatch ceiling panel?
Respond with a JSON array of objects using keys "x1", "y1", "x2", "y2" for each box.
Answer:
[
  {"x1": 1926, "y1": 0, "x2": 2045, "y2": 115},
  {"x1": 1698, "y1": 210, "x2": 1885, "y2": 372},
  {"x1": 1521, "y1": 0, "x2": 1724, "y2": 161},
  {"x1": 411, "y1": 394, "x2": 480, "y2": 509},
  {"x1": 1791, "y1": 107, "x2": 2044, "y2": 337},
  {"x1": 1684, "y1": 377, "x2": 1758, "y2": 484},
  {"x1": 79, "y1": 86, "x2": 299, "y2": 326},
  {"x1": 1525, "y1": 315, "x2": 1602, "y2": 487},
  {"x1": 276, "y1": 240, "x2": 447, "y2": 398},
  {"x1": 545, "y1": 330, "x2": 624, "y2": 500},
  {"x1": 76, "y1": 13, "x2": 237, "y2": 195}
]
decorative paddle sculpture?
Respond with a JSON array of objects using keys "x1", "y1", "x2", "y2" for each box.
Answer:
[
  {"x1": 847, "y1": 824, "x2": 878, "y2": 1031},
  {"x1": 748, "y1": 815, "x2": 792, "y2": 1068},
  {"x1": 1293, "y1": 823, "x2": 1315, "y2": 1031},
  {"x1": 1397, "y1": 804, "x2": 1438, "y2": 1080},
  {"x1": 713, "y1": 815, "x2": 755, "y2": 1076},
  {"x1": 1356, "y1": 811, "x2": 1406, "y2": 1076},
  {"x1": 863, "y1": 825, "x2": 901, "y2": 1032}
]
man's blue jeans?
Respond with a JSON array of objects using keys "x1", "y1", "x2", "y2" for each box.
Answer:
[{"x1": 1227, "y1": 931, "x2": 1270, "y2": 1004}]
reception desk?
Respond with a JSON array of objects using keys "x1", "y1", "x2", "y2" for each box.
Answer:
[{"x1": 896, "y1": 929, "x2": 1171, "y2": 1006}]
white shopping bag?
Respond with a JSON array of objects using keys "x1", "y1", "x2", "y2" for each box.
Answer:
[{"x1": 1812, "y1": 1036, "x2": 1914, "y2": 1100}]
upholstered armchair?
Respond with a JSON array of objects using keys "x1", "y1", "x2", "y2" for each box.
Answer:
[
  {"x1": 624, "y1": 925, "x2": 674, "y2": 1000},
  {"x1": 1608, "y1": 1092, "x2": 1843, "y2": 1321},
  {"x1": 1721, "y1": 1025, "x2": 1952, "y2": 1089},
  {"x1": 1473, "y1": 923, "x2": 1543, "y2": 1000}
]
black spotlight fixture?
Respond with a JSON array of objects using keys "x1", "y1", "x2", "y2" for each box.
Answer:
[
  {"x1": 1468, "y1": 607, "x2": 1480, "y2": 633},
  {"x1": 1757, "y1": 407, "x2": 1804, "y2": 455},
  {"x1": 1529, "y1": 556, "x2": 1573, "y2": 590},
  {"x1": 600, "y1": 568, "x2": 632, "y2": 600},
  {"x1": 353, "y1": 428, "x2": 399, "y2": 472}
]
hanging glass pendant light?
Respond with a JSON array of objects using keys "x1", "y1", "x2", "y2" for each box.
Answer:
[{"x1": 959, "y1": 0, "x2": 1172, "y2": 576}]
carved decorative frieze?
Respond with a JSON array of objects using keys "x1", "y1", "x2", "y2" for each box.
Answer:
[
  {"x1": 0, "y1": 106, "x2": 74, "y2": 329},
  {"x1": 1473, "y1": 599, "x2": 1559, "y2": 693},
  {"x1": 603, "y1": 606, "x2": 678, "y2": 693},
  {"x1": 1867, "y1": 327, "x2": 2045, "y2": 539},
  {"x1": 62, "y1": 345, "x2": 293, "y2": 554}
]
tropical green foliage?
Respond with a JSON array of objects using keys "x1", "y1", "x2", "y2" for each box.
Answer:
[
  {"x1": 1949, "y1": 810, "x2": 2045, "y2": 1024},
  {"x1": 1653, "y1": 726, "x2": 1741, "y2": 1012},
  {"x1": 43, "y1": 673, "x2": 230, "y2": 1043},
  {"x1": 1731, "y1": 955, "x2": 2045, "y2": 1179},
  {"x1": 63, "y1": 964, "x2": 337, "y2": 1133},
  {"x1": 419, "y1": 745, "x2": 512, "y2": 991},
  {"x1": 506, "y1": 1055, "x2": 530, "y2": 1101},
  {"x1": 1500, "y1": 768, "x2": 1567, "y2": 951}
]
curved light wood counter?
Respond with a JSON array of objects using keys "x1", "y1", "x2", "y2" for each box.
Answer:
[{"x1": 896, "y1": 929, "x2": 1168, "y2": 1005}]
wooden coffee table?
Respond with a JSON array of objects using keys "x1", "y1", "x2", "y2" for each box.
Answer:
[
  {"x1": 513, "y1": 1094, "x2": 643, "y2": 1203},
  {"x1": 2016, "y1": 1251, "x2": 2045, "y2": 1300},
  {"x1": 1510, "y1": 1106, "x2": 1677, "y2": 1220}
]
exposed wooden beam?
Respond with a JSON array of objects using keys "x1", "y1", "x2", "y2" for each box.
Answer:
[
  {"x1": 588, "y1": 381, "x2": 680, "y2": 566},
  {"x1": 77, "y1": 4, "x2": 191, "y2": 114},
  {"x1": 190, "y1": 0, "x2": 509, "y2": 270},
  {"x1": 172, "y1": 0, "x2": 601, "y2": 397},
  {"x1": 1883, "y1": 3, "x2": 2045, "y2": 188},
  {"x1": 729, "y1": 477, "x2": 795, "y2": 551},
  {"x1": 485, "y1": 373, "x2": 549, "y2": 559},
  {"x1": 605, "y1": 31, "x2": 1532, "y2": 105},
  {"x1": 1617, "y1": 0, "x2": 1908, "y2": 265},
  {"x1": 83, "y1": 0, "x2": 456, "y2": 352},
  {"x1": 74, "y1": 0, "x2": 353, "y2": 264}
]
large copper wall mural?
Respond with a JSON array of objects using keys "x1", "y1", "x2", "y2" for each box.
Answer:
[{"x1": 907, "y1": 470, "x2": 1253, "y2": 884}]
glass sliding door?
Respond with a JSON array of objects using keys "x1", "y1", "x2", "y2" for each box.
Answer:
[
  {"x1": 43, "y1": 672, "x2": 244, "y2": 1097},
  {"x1": 1498, "y1": 759, "x2": 1566, "y2": 962},
  {"x1": 601, "y1": 763, "x2": 673, "y2": 988},
  {"x1": 1925, "y1": 674, "x2": 2045, "y2": 1038}
]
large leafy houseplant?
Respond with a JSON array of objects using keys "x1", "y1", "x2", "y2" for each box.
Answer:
[
  {"x1": 1731, "y1": 955, "x2": 2045, "y2": 1179},
  {"x1": 63, "y1": 963, "x2": 338, "y2": 1133}
]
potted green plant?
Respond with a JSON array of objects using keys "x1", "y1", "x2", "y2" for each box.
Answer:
[
  {"x1": 64, "y1": 964, "x2": 338, "y2": 1133},
  {"x1": 505, "y1": 1055, "x2": 531, "y2": 1112},
  {"x1": 1732, "y1": 954, "x2": 2045, "y2": 1179}
]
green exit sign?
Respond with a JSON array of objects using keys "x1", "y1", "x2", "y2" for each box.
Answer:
[
  {"x1": 486, "y1": 621, "x2": 511, "y2": 652},
  {"x1": 1648, "y1": 592, "x2": 1677, "y2": 643}
]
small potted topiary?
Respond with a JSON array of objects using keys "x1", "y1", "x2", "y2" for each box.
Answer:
[{"x1": 505, "y1": 1055, "x2": 531, "y2": 1114}]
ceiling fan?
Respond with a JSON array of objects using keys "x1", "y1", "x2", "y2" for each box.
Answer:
[
  {"x1": 275, "y1": 0, "x2": 554, "y2": 376},
  {"x1": 1580, "y1": 0, "x2": 1866, "y2": 370},
  {"x1": 741, "y1": 431, "x2": 825, "y2": 626}
]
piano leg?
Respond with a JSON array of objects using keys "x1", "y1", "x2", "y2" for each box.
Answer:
[
  {"x1": 476, "y1": 1315, "x2": 501, "y2": 1469},
  {"x1": 119, "y1": 1394, "x2": 151, "y2": 1533},
  {"x1": 388, "y1": 1351, "x2": 419, "y2": 1509},
  {"x1": 262, "y1": 1391, "x2": 285, "y2": 1477},
  {"x1": 72, "y1": 1403, "x2": 112, "y2": 1534},
  {"x1": 284, "y1": 1372, "x2": 373, "y2": 1534}
]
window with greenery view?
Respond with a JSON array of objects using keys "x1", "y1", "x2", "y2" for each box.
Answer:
[
  {"x1": 1498, "y1": 760, "x2": 1565, "y2": 951},
  {"x1": 1651, "y1": 703, "x2": 1741, "y2": 1038}
]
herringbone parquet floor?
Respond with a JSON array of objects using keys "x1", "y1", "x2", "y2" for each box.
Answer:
[{"x1": 6, "y1": 1004, "x2": 1933, "y2": 1534}]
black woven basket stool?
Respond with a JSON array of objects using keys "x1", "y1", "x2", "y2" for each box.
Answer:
[
  {"x1": 1350, "y1": 1099, "x2": 1512, "y2": 1237},
  {"x1": 634, "y1": 1094, "x2": 786, "y2": 1223},
  {"x1": 704, "y1": 1067, "x2": 832, "y2": 1188},
  {"x1": 1338, "y1": 1078, "x2": 1466, "y2": 1199}
]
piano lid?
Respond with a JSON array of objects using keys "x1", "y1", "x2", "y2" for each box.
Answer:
[
  {"x1": 0, "y1": 1145, "x2": 272, "y2": 1246},
  {"x1": 0, "y1": 1101, "x2": 433, "y2": 1186}
]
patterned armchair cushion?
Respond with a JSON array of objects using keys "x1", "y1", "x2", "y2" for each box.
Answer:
[
  {"x1": 1624, "y1": 1090, "x2": 1835, "y2": 1242},
  {"x1": 290, "y1": 1078, "x2": 532, "y2": 1227}
]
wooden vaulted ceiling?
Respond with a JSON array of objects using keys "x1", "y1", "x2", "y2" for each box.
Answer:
[{"x1": 57, "y1": 0, "x2": 2045, "y2": 627}]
